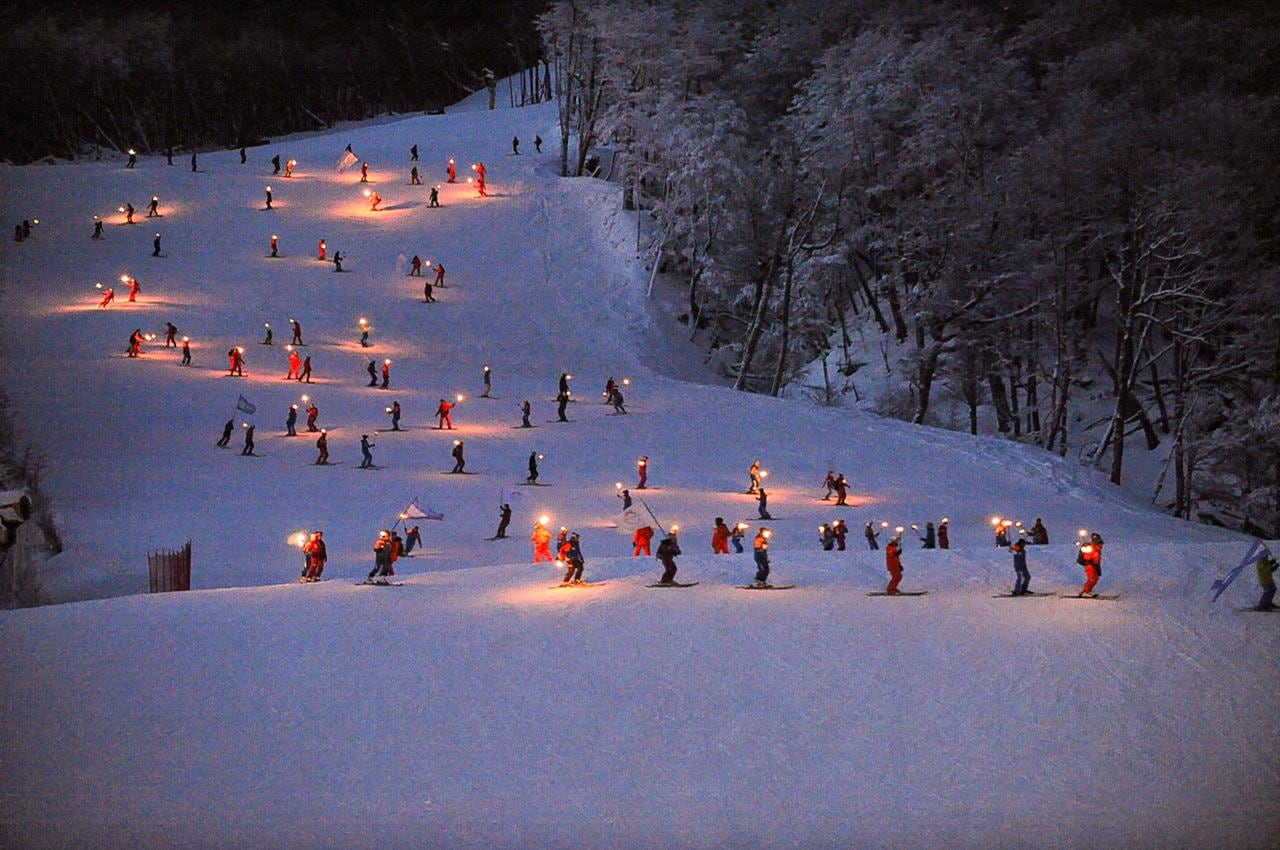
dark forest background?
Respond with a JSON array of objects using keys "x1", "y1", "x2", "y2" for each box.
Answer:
[{"x1": 0, "y1": 0, "x2": 547, "y2": 164}]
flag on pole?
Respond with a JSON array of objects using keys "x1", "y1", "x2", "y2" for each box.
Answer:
[
  {"x1": 1209, "y1": 539, "x2": 1274, "y2": 601},
  {"x1": 235, "y1": 395, "x2": 256, "y2": 416},
  {"x1": 616, "y1": 505, "x2": 643, "y2": 535},
  {"x1": 337, "y1": 150, "x2": 358, "y2": 172},
  {"x1": 401, "y1": 499, "x2": 430, "y2": 520}
]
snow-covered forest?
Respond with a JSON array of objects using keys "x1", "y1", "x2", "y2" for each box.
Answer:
[{"x1": 541, "y1": 0, "x2": 1280, "y2": 537}]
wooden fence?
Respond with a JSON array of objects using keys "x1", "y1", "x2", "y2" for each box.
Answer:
[{"x1": 148, "y1": 541, "x2": 191, "y2": 593}]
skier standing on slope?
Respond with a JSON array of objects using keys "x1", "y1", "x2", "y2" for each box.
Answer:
[
  {"x1": 450, "y1": 440, "x2": 465, "y2": 473},
  {"x1": 617, "y1": 489, "x2": 632, "y2": 509},
  {"x1": 731, "y1": 522, "x2": 746, "y2": 553},
  {"x1": 429, "y1": 186, "x2": 439, "y2": 207},
  {"x1": 272, "y1": 154, "x2": 281, "y2": 174},
  {"x1": 512, "y1": 136, "x2": 520, "y2": 155},
  {"x1": 289, "y1": 319, "x2": 303, "y2": 346},
  {"x1": 299, "y1": 356, "x2": 312, "y2": 384},
  {"x1": 126, "y1": 275, "x2": 140, "y2": 301},
  {"x1": 712, "y1": 517, "x2": 731, "y2": 554},
  {"x1": 995, "y1": 520, "x2": 1011, "y2": 548},
  {"x1": 819, "y1": 524, "x2": 835, "y2": 551},
  {"x1": 240, "y1": 423, "x2": 256, "y2": 456},
  {"x1": 1256, "y1": 553, "x2": 1278, "y2": 611},
  {"x1": 657, "y1": 530, "x2": 682, "y2": 584},
  {"x1": 535, "y1": 135, "x2": 542, "y2": 153},
  {"x1": 388, "y1": 401, "x2": 402, "y2": 431},
  {"x1": 434, "y1": 262, "x2": 445, "y2": 288},
  {"x1": 636, "y1": 456, "x2": 648, "y2": 489},
  {"x1": 865, "y1": 522, "x2": 880, "y2": 550},
  {"x1": 315, "y1": 430, "x2": 329, "y2": 464},
  {"x1": 833, "y1": 474, "x2": 848, "y2": 506},
  {"x1": 561, "y1": 533, "x2": 585, "y2": 585},
  {"x1": 1076, "y1": 532, "x2": 1104, "y2": 598},
  {"x1": 92, "y1": 217, "x2": 104, "y2": 239},
  {"x1": 216, "y1": 418, "x2": 234, "y2": 448},
  {"x1": 885, "y1": 533, "x2": 904, "y2": 594},
  {"x1": 556, "y1": 390, "x2": 570, "y2": 422},
  {"x1": 756, "y1": 487, "x2": 772, "y2": 520},
  {"x1": 832, "y1": 519, "x2": 848, "y2": 551},
  {"x1": 410, "y1": 255, "x2": 423, "y2": 276},
  {"x1": 285, "y1": 404, "x2": 298, "y2": 436},
  {"x1": 822, "y1": 470, "x2": 836, "y2": 500},
  {"x1": 633, "y1": 524, "x2": 654, "y2": 557},
  {"x1": 482, "y1": 365, "x2": 492, "y2": 398},
  {"x1": 1010, "y1": 535, "x2": 1031, "y2": 596},
  {"x1": 752, "y1": 527, "x2": 773, "y2": 588},
  {"x1": 527, "y1": 451, "x2": 540, "y2": 484},
  {"x1": 306, "y1": 402, "x2": 319, "y2": 432},
  {"x1": 381, "y1": 359, "x2": 391, "y2": 389},
  {"x1": 368, "y1": 530, "x2": 394, "y2": 584},
  {"x1": 262, "y1": 324, "x2": 274, "y2": 346},
  {"x1": 360, "y1": 162, "x2": 369, "y2": 183},
  {"x1": 403, "y1": 525, "x2": 421, "y2": 556},
  {"x1": 609, "y1": 388, "x2": 627, "y2": 414},
  {"x1": 360, "y1": 434, "x2": 375, "y2": 468},
  {"x1": 286, "y1": 347, "x2": 301, "y2": 380},
  {"x1": 411, "y1": 166, "x2": 421, "y2": 185},
  {"x1": 531, "y1": 521, "x2": 553, "y2": 562},
  {"x1": 919, "y1": 522, "x2": 936, "y2": 549},
  {"x1": 228, "y1": 347, "x2": 245, "y2": 376},
  {"x1": 410, "y1": 145, "x2": 418, "y2": 162},
  {"x1": 520, "y1": 400, "x2": 532, "y2": 428},
  {"x1": 436, "y1": 398, "x2": 454, "y2": 429},
  {"x1": 181, "y1": 336, "x2": 192, "y2": 365},
  {"x1": 123, "y1": 202, "x2": 135, "y2": 223},
  {"x1": 302, "y1": 531, "x2": 327, "y2": 582},
  {"x1": 494, "y1": 503, "x2": 512, "y2": 539},
  {"x1": 749, "y1": 460, "x2": 762, "y2": 494},
  {"x1": 126, "y1": 329, "x2": 143, "y2": 358},
  {"x1": 1030, "y1": 518, "x2": 1049, "y2": 545},
  {"x1": 938, "y1": 519, "x2": 950, "y2": 549},
  {"x1": 447, "y1": 158, "x2": 456, "y2": 183}
]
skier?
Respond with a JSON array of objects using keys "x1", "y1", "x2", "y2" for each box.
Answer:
[
  {"x1": 556, "y1": 390, "x2": 570, "y2": 422},
  {"x1": 263, "y1": 323, "x2": 273, "y2": 345},
  {"x1": 656, "y1": 531, "x2": 682, "y2": 584},
  {"x1": 531, "y1": 521, "x2": 553, "y2": 562},
  {"x1": 98, "y1": 286, "x2": 115, "y2": 307},
  {"x1": 938, "y1": 519, "x2": 950, "y2": 549},
  {"x1": 228, "y1": 347, "x2": 245, "y2": 376},
  {"x1": 434, "y1": 262, "x2": 445, "y2": 288},
  {"x1": 633, "y1": 524, "x2": 654, "y2": 557},
  {"x1": 315, "y1": 430, "x2": 330, "y2": 464},
  {"x1": 302, "y1": 531, "x2": 327, "y2": 582},
  {"x1": 1256, "y1": 553, "x2": 1278, "y2": 611},
  {"x1": 166, "y1": 147, "x2": 173, "y2": 166},
  {"x1": 995, "y1": 521, "x2": 1011, "y2": 548},
  {"x1": 306, "y1": 402, "x2": 319, "y2": 432},
  {"x1": 360, "y1": 434, "x2": 375, "y2": 468},
  {"x1": 146, "y1": 195, "x2": 160, "y2": 217},
  {"x1": 520, "y1": 400, "x2": 532, "y2": 428},
  {"x1": 286, "y1": 347, "x2": 301, "y2": 380},
  {"x1": 832, "y1": 519, "x2": 848, "y2": 551},
  {"x1": 919, "y1": 522, "x2": 936, "y2": 549},
  {"x1": 92, "y1": 217, "x2": 104, "y2": 239},
  {"x1": 885, "y1": 533, "x2": 904, "y2": 594},
  {"x1": 636, "y1": 456, "x2": 648, "y2": 489},
  {"x1": 368, "y1": 530, "x2": 394, "y2": 584},
  {"x1": 270, "y1": 234, "x2": 279, "y2": 257},
  {"x1": 534, "y1": 135, "x2": 542, "y2": 153},
  {"x1": 603, "y1": 377, "x2": 617, "y2": 403},
  {"x1": 411, "y1": 166, "x2": 421, "y2": 185},
  {"x1": 527, "y1": 451, "x2": 539, "y2": 484},
  {"x1": 290, "y1": 319, "x2": 303, "y2": 346},
  {"x1": 822, "y1": 471, "x2": 836, "y2": 500},
  {"x1": 272, "y1": 154, "x2": 281, "y2": 175},
  {"x1": 165, "y1": 322, "x2": 178, "y2": 347},
  {"x1": 423, "y1": 278, "x2": 435, "y2": 302},
  {"x1": 618, "y1": 489, "x2": 632, "y2": 510},
  {"x1": 381, "y1": 359, "x2": 391, "y2": 389},
  {"x1": 562, "y1": 533, "x2": 585, "y2": 585},
  {"x1": 127, "y1": 329, "x2": 142, "y2": 358},
  {"x1": 495, "y1": 503, "x2": 512, "y2": 539},
  {"x1": 482, "y1": 365, "x2": 492, "y2": 398},
  {"x1": 752, "y1": 527, "x2": 772, "y2": 588},
  {"x1": 333, "y1": 251, "x2": 344, "y2": 272},
  {"x1": 1011, "y1": 535, "x2": 1031, "y2": 595},
  {"x1": 429, "y1": 186, "x2": 439, "y2": 207},
  {"x1": 240, "y1": 423, "x2": 256, "y2": 456},
  {"x1": 756, "y1": 487, "x2": 772, "y2": 520},
  {"x1": 447, "y1": 157, "x2": 457, "y2": 183},
  {"x1": 436, "y1": 398, "x2": 454, "y2": 429},
  {"x1": 126, "y1": 149, "x2": 137, "y2": 168},
  {"x1": 318, "y1": 239, "x2": 327, "y2": 261},
  {"x1": 450, "y1": 440, "x2": 466, "y2": 473},
  {"x1": 731, "y1": 522, "x2": 747, "y2": 554},
  {"x1": 124, "y1": 202, "x2": 135, "y2": 223},
  {"x1": 410, "y1": 255, "x2": 423, "y2": 276},
  {"x1": 299, "y1": 356, "x2": 312, "y2": 384},
  {"x1": 749, "y1": 460, "x2": 761, "y2": 494},
  {"x1": 864, "y1": 522, "x2": 880, "y2": 551},
  {"x1": 369, "y1": 191, "x2": 381, "y2": 211},
  {"x1": 512, "y1": 136, "x2": 520, "y2": 155},
  {"x1": 285, "y1": 404, "x2": 298, "y2": 436},
  {"x1": 403, "y1": 525, "x2": 421, "y2": 556},
  {"x1": 819, "y1": 524, "x2": 835, "y2": 551},
  {"x1": 388, "y1": 401, "x2": 401, "y2": 431},
  {"x1": 239, "y1": 146, "x2": 247, "y2": 165},
  {"x1": 265, "y1": 187, "x2": 273, "y2": 210},
  {"x1": 285, "y1": 159, "x2": 295, "y2": 178},
  {"x1": 126, "y1": 275, "x2": 140, "y2": 301},
  {"x1": 190, "y1": 152, "x2": 197, "y2": 172},
  {"x1": 833, "y1": 474, "x2": 848, "y2": 506},
  {"x1": 609, "y1": 388, "x2": 627, "y2": 414},
  {"x1": 1031, "y1": 518, "x2": 1049, "y2": 545},
  {"x1": 216, "y1": 418, "x2": 234, "y2": 448},
  {"x1": 1076, "y1": 532, "x2": 1104, "y2": 597},
  {"x1": 180, "y1": 337, "x2": 191, "y2": 366},
  {"x1": 410, "y1": 144, "x2": 418, "y2": 162},
  {"x1": 367, "y1": 360, "x2": 379, "y2": 387},
  {"x1": 360, "y1": 161, "x2": 369, "y2": 183},
  {"x1": 712, "y1": 517, "x2": 731, "y2": 554}
]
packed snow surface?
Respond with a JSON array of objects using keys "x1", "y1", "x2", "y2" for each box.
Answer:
[{"x1": 1, "y1": 86, "x2": 1275, "y2": 848}]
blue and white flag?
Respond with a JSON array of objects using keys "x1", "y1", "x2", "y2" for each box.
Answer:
[
  {"x1": 235, "y1": 395, "x2": 256, "y2": 416},
  {"x1": 1209, "y1": 540, "x2": 1269, "y2": 602}
]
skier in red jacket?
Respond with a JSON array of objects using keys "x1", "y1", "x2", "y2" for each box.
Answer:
[
  {"x1": 1077, "y1": 532, "x2": 1104, "y2": 597},
  {"x1": 286, "y1": 347, "x2": 301, "y2": 380},
  {"x1": 436, "y1": 398, "x2": 454, "y2": 429},
  {"x1": 633, "y1": 525, "x2": 654, "y2": 557},
  {"x1": 711, "y1": 518, "x2": 731, "y2": 554},
  {"x1": 636, "y1": 456, "x2": 648, "y2": 489},
  {"x1": 885, "y1": 534, "x2": 904, "y2": 594}
]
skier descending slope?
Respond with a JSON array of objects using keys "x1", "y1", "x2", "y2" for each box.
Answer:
[
  {"x1": 752, "y1": 527, "x2": 773, "y2": 587},
  {"x1": 885, "y1": 532, "x2": 904, "y2": 594},
  {"x1": 531, "y1": 520, "x2": 553, "y2": 562},
  {"x1": 711, "y1": 518, "x2": 730, "y2": 554},
  {"x1": 1076, "y1": 532, "x2": 1104, "y2": 597},
  {"x1": 367, "y1": 530, "x2": 394, "y2": 584},
  {"x1": 1010, "y1": 535, "x2": 1031, "y2": 596},
  {"x1": 560, "y1": 533, "x2": 586, "y2": 585},
  {"x1": 656, "y1": 530, "x2": 682, "y2": 584},
  {"x1": 493, "y1": 504, "x2": 512, "y2": 539}
]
